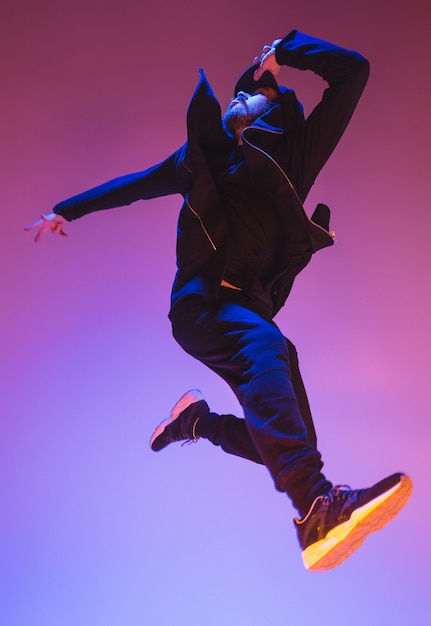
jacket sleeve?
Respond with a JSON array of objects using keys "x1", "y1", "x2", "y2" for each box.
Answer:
[
  {"x1": 275, "y1": 30, "x2": 370, "y2": 197},
  {"x1": 53, "y1": 143, "x2": 192, "y2": 221}
]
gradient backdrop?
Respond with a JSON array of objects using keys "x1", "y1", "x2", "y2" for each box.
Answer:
[{"x1": 2, "y1": 1, "x2": 430, "y2": 624}]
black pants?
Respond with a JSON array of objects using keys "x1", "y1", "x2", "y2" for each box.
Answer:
[{"x1": 170, "y1": 294, "x2": 332, "y2": 516}]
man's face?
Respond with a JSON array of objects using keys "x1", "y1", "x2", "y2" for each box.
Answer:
[{"x1": 222, "y1": 86, "x2": 278, "y2": 138}]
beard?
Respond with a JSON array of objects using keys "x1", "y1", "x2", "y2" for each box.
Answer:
[
  {"x1": 222, "y1": 109, "x2": 255, "y2": 136},
  {"x1": 222, "y1": 99, "x2": 271, "y2": 137}
]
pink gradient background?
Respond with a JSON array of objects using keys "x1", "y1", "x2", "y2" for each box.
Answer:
[{"x1": 2, "y1": 0, "x2": 430, "y2": 624}]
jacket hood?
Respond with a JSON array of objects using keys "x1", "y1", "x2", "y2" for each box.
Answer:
[
  {"x1": 234, "y1": 64, "x2": 282, "y2": 96},
  {"x1": 234, "y1": 64, "x2": 305, "y2": 133}
]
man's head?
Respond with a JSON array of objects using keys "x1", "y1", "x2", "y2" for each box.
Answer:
[
  {"x1": 222, "y1": 63, "x2": 305, "y2": 142},
  {"x1": 222, "y1": 85, "x2": 278, "y2": 140}
]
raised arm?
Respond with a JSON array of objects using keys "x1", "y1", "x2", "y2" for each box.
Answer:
[{"x1": 253, "y1": 30, "x2": 369, "y2": 197}]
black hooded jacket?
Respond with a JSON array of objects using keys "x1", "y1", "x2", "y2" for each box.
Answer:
[{"x1": 54, "y1": 30, "x2": 369, "y2": 317}]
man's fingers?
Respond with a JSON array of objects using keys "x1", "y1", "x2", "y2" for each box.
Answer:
[
  {"x1": 252, "y1": 40, "x2": 282, "y2": 81},
  {"x1": 24, "y1": 218, "x2": 43, "y2": 231},
  {"x1": 52, "y1": 222, "x2": 68, "y2": 237},
  {"x1": 253, "y1": 46, "x2": 274, "y2": 81},
  {"x1": 25, "y1": 213, "x2": 67, "y2": 242},
  {"x1": 24, "y1": 214, "x2": 51, "y2": 231},
  {"x1": 253, "y1": 60, "x2": 270, "y2": 80},
  {"x1": 34, "y1": 227, "x2": 45, "y2": 243},
  {"x1": 253, "y1": 66, "x2": 263, "y2": 81}
]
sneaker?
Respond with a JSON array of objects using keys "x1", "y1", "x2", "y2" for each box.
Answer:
[
  {"x1": 294, "y1": 472, "x2": 413, "y2": 571},
  {"x1": 150, "y1": 389, "x2": 208, "y2": 451}
]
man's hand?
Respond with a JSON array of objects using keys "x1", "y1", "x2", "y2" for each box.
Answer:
[
  {"x1": 253, "y1": 39, "x2": 282, "y2": 81},
  {"x1": 24, "y1": 212, "x2": 68, "y2": 243}
]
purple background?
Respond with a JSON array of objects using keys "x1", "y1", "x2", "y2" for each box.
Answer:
[{"x1": 2, "y1": 1, "x2": 430, "y2": 624}]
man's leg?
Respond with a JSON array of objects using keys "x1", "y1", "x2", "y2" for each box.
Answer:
[
  {"x1": 154, "y1": 297, "x2": 413, "y2": 571},
  {"x1": 204, "y1": 338, "x2": 318, "y2": 458},
  {"x1": 169, "y1": 297, "x2": 332, "y2": 517},
  {"x1": 285, "y1": 338, "x2": 317, "y2": 449}
]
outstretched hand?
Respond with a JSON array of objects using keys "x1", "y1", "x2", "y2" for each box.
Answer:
[
  {"x1": 253, "y1": 39, "x2": 282, "y2": 81},
  {"x1": 24, "y1": 212, "x2": 68, "y2": 243}
]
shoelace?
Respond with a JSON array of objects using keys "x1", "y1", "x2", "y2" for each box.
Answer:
[
  {"x1": 180, "y1": 418, "x2": 200, "y2": 447},
  {"x1": 181, "y1": 438, "x2": 199, "y2": 447},
  {"x1": 321, "y1": 485, "x2": 352, "y2": 503}
]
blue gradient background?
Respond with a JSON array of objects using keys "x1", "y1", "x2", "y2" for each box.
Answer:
[{"x1": 2, "y1": 1, "x2": 430, "y2": 624}]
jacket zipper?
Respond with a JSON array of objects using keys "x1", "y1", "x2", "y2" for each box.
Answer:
[
  {"x1": 242, "y1": 130, "x2": 334, "y2": 240},
  {"x1": 186, "y1": 201, "x2": 217, "y2": 250},
  {"x1": 242, "y1": 129, "x2": 304, "y2": 202}
]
